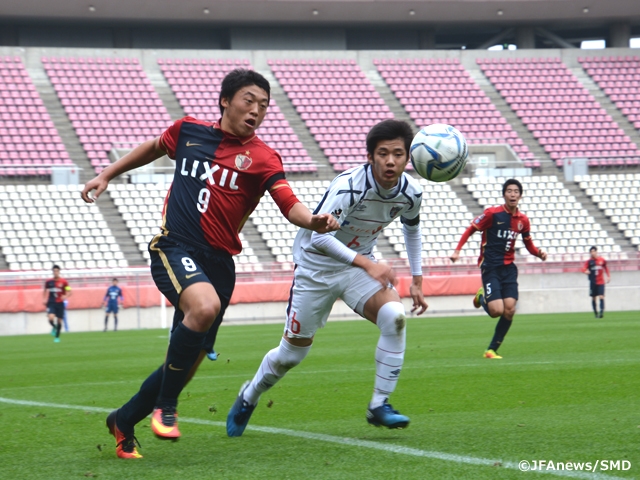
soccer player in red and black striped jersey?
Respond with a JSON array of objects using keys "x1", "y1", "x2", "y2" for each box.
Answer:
[
  {"x1": 583, "y1": 246, "x2": 610, "y2": 318},
  {"x1": 43, "y1": 264, "x2": 71, "y2": 343},
  {"x1": 81, "y1": 69, "x2": 338, "y2": 459},
  {"x1": 450, "y1": 179, "x2": 547, "y2": 359}
]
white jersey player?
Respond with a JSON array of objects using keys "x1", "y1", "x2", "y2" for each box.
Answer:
[{"x1": 227, "y1": 119, "x2": 429, "y2": 435}]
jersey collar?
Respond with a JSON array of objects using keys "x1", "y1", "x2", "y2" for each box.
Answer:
[
  {"x1": 213, "y1": 119, "x2": 256, "y2": 145},
  {"x1": 365, "y1": 164, "x2": 403, "y2": 199},
  {"x1": 502, "y1": 204, "x2": 522, "y2": 217}
]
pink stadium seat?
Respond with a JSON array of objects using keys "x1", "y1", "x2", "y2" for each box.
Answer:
[
  {"x1": 480, "y1": 57, "x2": 640, "y2": 168},
  {"x1": 0, "y1": 58, "x2": 71, "y2": 177},
  {"x1": 270, "y1": 60, "x2": 393, "y2": 172},
  {"x1": 378, "y1": 58, "x2": 537, "y2": 166},
  {"x1": 158, "y1": 59, "x2": 316, "y2": 174},
  {"x1": 43, "y1": 56, "x2": 173, "y2": 174}
]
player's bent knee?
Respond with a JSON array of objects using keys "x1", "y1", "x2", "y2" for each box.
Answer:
[
  {"x1": 274, "y1": 338, "x2": 311, "y2": 373},
  {"x1": 376, "y1": 302, "x2": 406, "y2": 336}
]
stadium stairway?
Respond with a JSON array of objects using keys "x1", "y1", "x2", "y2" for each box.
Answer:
[
  {"x1": 27, "y1": 66, "x2": 94, "y2": 185},
  {"x1": 366, "y1": 69, "x2": 419, "y2": 133},
  {"x1": 564, "y1": 181, "x2": 637, "y2": 254},
  {"x1": 146, "y1": 71, "x2": 185, "y2": 122},
  {"x1": 449, "y1": 182, "x2": 484, "y2": 219},
  {"x1": 97, "y1": 190, "x2": 148, "y2": 266},
  {"x1": 0, "y1": 250, "x2": 8, "y2": 271},
  {"x1": 261, "y1": 70, "x2": 334, "y2": 181},
  {"x1": 468, "y1": 69, "x2": 554, "y2": 174},
  {"x1": 571, "y1": 66, "x2": 640, "y2": 165}
]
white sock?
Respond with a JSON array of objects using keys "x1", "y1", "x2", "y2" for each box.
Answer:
[
  {"x1": 371, "y1": 302, "x2": 406, "y2": 409},
  {"x1": 243, "y1": 338, "x2": 311, "y2": 405}
]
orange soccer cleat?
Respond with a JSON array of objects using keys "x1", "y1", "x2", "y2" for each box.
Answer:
[
  {"x1": 106, "y1": 410, "x2": 142, "y2": 459},
  {"x1": 151, "y1": 406, "x2": 181, "y2": 439},
  {"x1": 483, "y1": 349, "x2": 503, "y2": 359}
]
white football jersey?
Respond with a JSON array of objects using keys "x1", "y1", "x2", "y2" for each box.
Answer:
[{"x1": 293, "y1": 164, "x2": 423, "y2": 271}]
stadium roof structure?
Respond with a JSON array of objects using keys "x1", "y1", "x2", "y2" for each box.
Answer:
[{"x1": 2, "y1": 0, "x2": 640, "y2": 26}]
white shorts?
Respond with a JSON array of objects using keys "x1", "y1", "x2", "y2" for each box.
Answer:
[{"x1": 284, "y1": 264, "x2": 385, "y2": 339}]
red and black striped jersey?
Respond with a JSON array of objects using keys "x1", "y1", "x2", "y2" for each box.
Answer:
[
  {"x1": 472, "y1": 205, "x2": 535, "y2": 269},
  {"x1": 583, "y1": 257, "x2": 609, "y2": 285},
  {"x1": 158, "y1": 117, "x2": 297, "y2": 255},
  {"x1": 44, "y1": 278, "x2": 70, "y2": 303}
]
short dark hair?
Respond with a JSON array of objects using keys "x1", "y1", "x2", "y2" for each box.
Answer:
[
  {"x1": 366, "y1": 119, "x2": 414, "y2": 158},
  {"x1": 590, "y1": 246, "x2": 598, "y2": 252},
  {"x1": 52, "y1": 264, "x2": 61, "y2": 270},
  {"x1": 112, "y1": 278, "x2": 118, "y2": 282},
  {"x1": 502, "y1": 179, "x2": 523, "y2": 196},
  {"x1": 218, "y1": 69, "x2": 270, "y2": 116}
]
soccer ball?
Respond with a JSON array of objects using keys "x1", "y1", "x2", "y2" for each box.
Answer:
[{"x1": 410, "y1": 124, "x2": 468, "y2": 182}]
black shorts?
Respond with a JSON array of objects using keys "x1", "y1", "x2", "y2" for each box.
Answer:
[
  {"x1": 589, "y1": 283, "x2": 605, "y2": 297},
  {"x1": 47, "y1": 302, "x2": 65, "y2": 320},
  {"x1": 481, "y1": 263, "x2": 519, "y2": 302},
  {"x1": 105, "y1": 302, "x2": 119, "y2": 314},
  {"x1": 149, "y1": 234, "x2": 235, "y2": 352}
]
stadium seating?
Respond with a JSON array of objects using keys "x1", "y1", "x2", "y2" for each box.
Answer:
[
  {"x1": 375, "y1": 58, "x2": 539, "y2": 169},
  {"x1": 0, "y1": 184, "x2": 127, "y2": 271},
  {"x1": 575, "y1": 173, "x2": 640, "y2": 251},
  {"x1": 478, "y1": 58, "x2": 640, "y2": 168},
  {"x1": 269, "y1": 59, "x2": 393, "y2": 172},
  {"x1": 42, "y1": 56, "x2": 173, "y2": 174},
  {"x1": 464, "y1": 175, "x2": 621, "y2": 258},
  {"x1": 384, "y1": 178, "x2": 481, "y2": 263},
  {"x1": 579, "y1": 55, "x2": 640, "y2": 132},
  {"x1": 108, "y1": 183, "x2": 262, "y2": 271},
  {"x1": 251, "y1": 178, "x2": 479, "y2": 266},
  {"x1": 158, "y1": 59, "x2": 316, "y2": 173},
  {"x1": 0, "y1": 56, "x2": 73, "y2": 176}
]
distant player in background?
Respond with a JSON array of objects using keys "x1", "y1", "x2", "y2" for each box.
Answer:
[
  {"x1": 43, "y1": 265, "x2": 71, "y2": 343},
  {"x1": 583, "y1": 246, "x2": 610, "y2": 318},
  {"x1": 227, "y1": 119, "x2": 428, "y2": 438},
  {"x1": 450, "y1": 179, "x2": 546, "y2": 359},
  {"x1": 103, "y1": 278, "x2": 124, "y2": 331},
  {"x1": 81, "y1": 68, "x2": 338, "y2": 459}
]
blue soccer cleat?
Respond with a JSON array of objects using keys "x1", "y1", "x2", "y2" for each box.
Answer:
[
  {"x1": 226, "y1": 381, "x2": 256, "y2": 437},
  {"x1": 366, "y1": 399, "x2": 410, "y2": 429},
  {"x1": 206, "y1": 350, "x2": 218, "y2": 361},
  {"x1": 54, "y1": 337, "x2": 60, "y2": 343}
]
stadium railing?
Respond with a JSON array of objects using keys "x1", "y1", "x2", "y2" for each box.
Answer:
[{"x1": 1, "y1": 253, "x2": 637, "y2": 314}]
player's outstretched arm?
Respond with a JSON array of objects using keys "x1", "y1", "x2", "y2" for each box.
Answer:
[
  {"x1": 450, "y1": 224, "x2": 476, "y2": 262},
  {"x1": 286, "y1": 203, "x2": 339, "y2": 233},
  {"x1": 81, "y1": 137, "x2": 165, "y2": 203}
]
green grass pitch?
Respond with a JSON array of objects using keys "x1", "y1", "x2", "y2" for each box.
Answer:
[{"x1": 0, "y1": 311, "x2": 638, "y2": 479}]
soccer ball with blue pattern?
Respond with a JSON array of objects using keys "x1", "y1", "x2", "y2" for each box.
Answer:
[{"x1": 410, "y1": 124, "x2": 468, "y2": 182}]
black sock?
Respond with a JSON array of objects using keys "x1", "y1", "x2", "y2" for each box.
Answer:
[
  {"x1": 480, "y1": 294, "x2": 490, "y2": 315},
  {"x1": 592, "y1": 299, "x2": 597, "y2": 315},
  {"x1": 114, "y1": 315, "x2": 118, "y2": 330},
  {"x1": 488, "y1": 315, "x2": 512, "y2": 351},
  {"x1": 157, "y1": 323, "x2": 206, "y2": 409},
  {"x1": 55, "y1": 322, "x2": 62, "y2": 338},
  {"x1": 104, "y1": 316, "x2": 108, "y2": 329},
  {"x1": 600, "y1": 299, "x2": 604, "y2": 315},
  {"x1": 117, "y1": 365, "x2": 164, "y2": 434},
  {"x1": 49, "y1": 319, "x2": 55, "y2": 328}
]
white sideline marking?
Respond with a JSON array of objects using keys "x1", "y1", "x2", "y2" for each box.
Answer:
[{"x1": 0, "y1": 396, "x2": 624, "y2": 480}]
